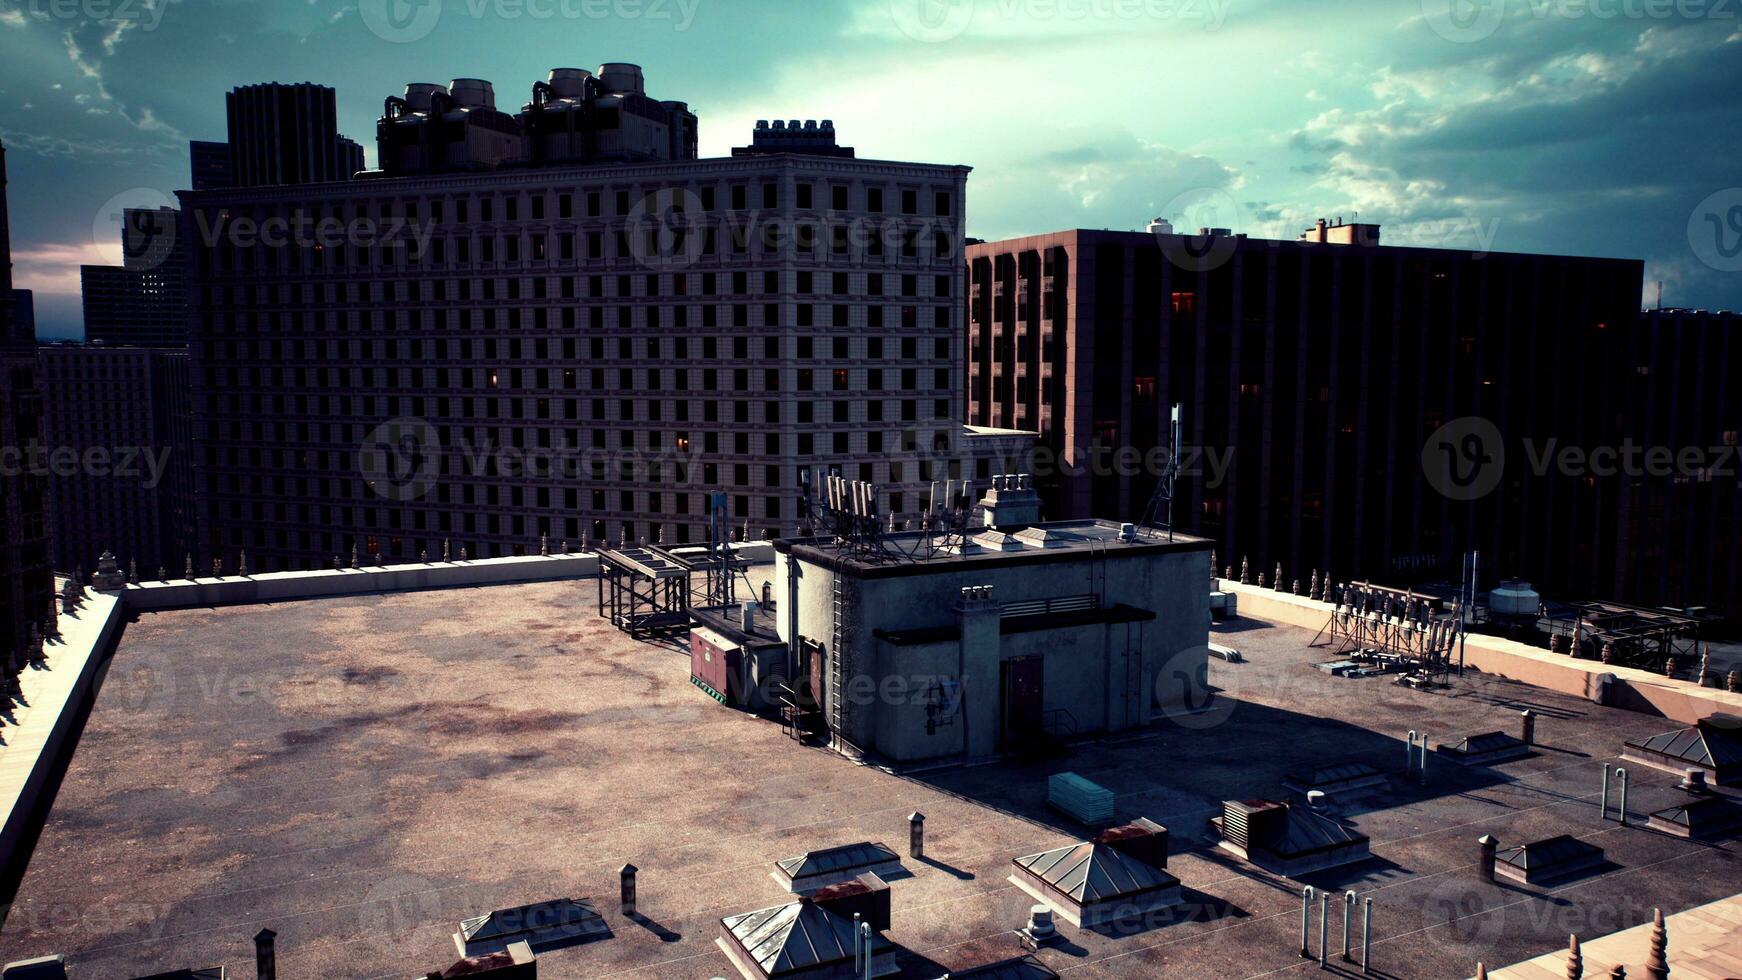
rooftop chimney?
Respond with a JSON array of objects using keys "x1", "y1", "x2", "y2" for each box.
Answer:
[
  {"x1": 978, "y1": 474, "x2": 1042, "y2": 532},
  {"x1": 254, "y1": 928, "x2": 276, "y2": 980}
]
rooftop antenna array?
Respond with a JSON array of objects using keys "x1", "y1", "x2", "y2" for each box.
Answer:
[
  {"x1": 1136, "y1": 403, "x2": 1184, "y2": 540},
  {"x1": 799, "y1": 467, "x2": 980, "y2": 564}
]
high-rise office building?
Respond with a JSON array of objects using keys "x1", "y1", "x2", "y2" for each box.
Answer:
[
  {"x1": 182, "y1": 66, "x2": 1028, "y2": 573},
  {"x1": 0, "y1": 139, "x2": 54, "y2": 682},
  {"x1": 1611, "y1": 307, "x2": 1742, "y2": 611},
  {"x1": 80, "y1": 206, "x2": 186, "y2": 347},
  {"x1": 225, "y1": 82, "x2": 365, "y2": 187},
  {"x1": 37, "y1": 345, "x2": 195, "y2": 576},
  {"x1": 967, "y1": 222, "x2": 1649, "y2": 606},
  {"x1": 189, "y1": 139, "x2": 235, "y2": 191}
]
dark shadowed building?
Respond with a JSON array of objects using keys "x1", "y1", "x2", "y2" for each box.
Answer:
[
  {"x1": 967, "y1": 223, "x2": 1673, "y2": 609},
  {"x1": 36, "y1": 345, "x2": 195, "y2": 576},
  {"x1": 0, "y1": 139, "x2": 54, "y2": 678}
]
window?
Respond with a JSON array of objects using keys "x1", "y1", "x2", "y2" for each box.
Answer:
[
  {"x1": 867, "y1": 187, "x2": 883, "y2": 213},
  {"x1": 935, "y1": 191, "x2": 952, "y2": 216},
  {"x1": 797, "y1": 183, "x2": 813, "y2": 209}
]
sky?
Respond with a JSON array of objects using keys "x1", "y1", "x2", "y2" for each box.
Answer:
[{"x1": 1, "y1": 0, "x2": 1739, "y2": 339}]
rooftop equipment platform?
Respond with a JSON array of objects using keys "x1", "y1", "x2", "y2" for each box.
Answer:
[{"x1": 597, "y1": 542, "x2": 749, "y2": 639}]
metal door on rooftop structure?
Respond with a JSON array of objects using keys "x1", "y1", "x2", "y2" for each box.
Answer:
[{"x1": 1000, "y1": 656, "x2": 1044, "y2": 746}]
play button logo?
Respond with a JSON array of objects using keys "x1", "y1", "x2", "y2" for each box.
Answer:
[{"x1": 1421, "y1": 0, "x2": 1506, "y2": 43}]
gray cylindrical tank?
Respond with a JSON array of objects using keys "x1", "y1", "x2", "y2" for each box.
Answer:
[
  {"x1": 548, "y1": 67, "x2": 593, "y2": 99},
  {"x1": 449, "y1": 78, "x2": 495, "y2": 108},
  {"x1": 597, "y1": 63, "x2": 645, "y2": 94},
  {"x1": 404, "y1": 83, "x2": 446, "y2": 112},
  {"x1": 1488, "y1": 580, "x2": 1541, "y2": 617}
]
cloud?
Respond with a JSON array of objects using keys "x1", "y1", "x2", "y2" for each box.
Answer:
[{"x1": 10, "y1": 242, "x2": 113, "y2": 296}]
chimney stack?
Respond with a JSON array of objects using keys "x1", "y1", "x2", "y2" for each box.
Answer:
[{"x1": 254, "y1": 928, "x2": 276, "y2": 980}]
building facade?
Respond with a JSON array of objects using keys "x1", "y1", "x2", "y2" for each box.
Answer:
[
  {"x1": 0, "y1": 139, "x2": 54, "y2": 682},
  {"x1": 967, "y1": 225, "x2": 1646, "y2": 606},
  {"x1": 225, "y1": 82, "x2": 364, "y2": 188},
  {"x1": 180, "y1": 68, "x2": 1017, "y2": 572},
  {"x1": 1611, "y1": 308, "x2": 1742, "y2": 612},
  {"x1": 8, "y1": 289, "x2": 31, "y2": 341},
  {"x1": 189, "y1": 139, "x2": 235, "y2": 191},
  {"x1": 37, "y1": 345, "x2": 195, "y2": 576},
  {"x1": 80, "y1": 206, "x2": 186, "y2": 347}
]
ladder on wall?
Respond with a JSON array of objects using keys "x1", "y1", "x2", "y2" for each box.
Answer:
[{"x1": 829, "y1": 574, "x2": 853, "y2": 749}]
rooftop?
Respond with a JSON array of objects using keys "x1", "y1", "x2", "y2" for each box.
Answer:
[
  {"x1": 778, "y1": 519, "x2": 1212, "y2": 578},
  {"x1": 0, "y1": 578, "x2": 1738, "y2": 977}
]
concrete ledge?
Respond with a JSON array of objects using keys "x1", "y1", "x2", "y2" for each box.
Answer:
[
  {"x1": 1216, "y1": 579, "x2": 1742, "y2": 726},
  {"x1": 0, "y1": 586, "x2": 125, "y2": 894},
  {"x1": 120, "y1": 553, "x2": 602, "y2": 611},
  {"x1": 117, "y1": 542, "x2": 777, "y2": 612}
]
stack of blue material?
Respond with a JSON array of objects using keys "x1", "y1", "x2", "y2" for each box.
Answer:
[{"x1": 1048, "y1": 771, "x2": 1115, "y2": 824}]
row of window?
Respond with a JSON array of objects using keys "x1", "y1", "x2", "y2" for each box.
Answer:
[
  {"x1": 205, "y1": 270, "x2": 954, "y2": 305},
  {"x1": 209, "y1": 333, "x2": 952, "y2": 362},
  {"x1": 218, "y1": 183, "x2": 955, "y2": 227},
  {"x1": 202, "y1": 401, "x2": 959, "y2": 449},
  {"x1": 206, "y1": 222, "x2": 963, "y2": 274}
]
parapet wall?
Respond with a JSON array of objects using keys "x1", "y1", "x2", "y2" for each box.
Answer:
[
  {"x1": 0, "y1": 587, "x2": 125, "y2": 907},
  {"x1": 1217, "y1": 579, "x2": 1742, "y2": 726},
  {"x1": 117, "y1": 544, "x2": 776, "y2": 611}
]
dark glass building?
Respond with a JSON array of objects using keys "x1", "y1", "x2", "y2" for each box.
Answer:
[{"x1": 967, "y1": 225, "x2": 1667, "y2": 609}]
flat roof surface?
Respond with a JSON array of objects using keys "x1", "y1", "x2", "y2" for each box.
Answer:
[{"x1": 1, "y1": 581, "x2": 1739, "y2": 978}]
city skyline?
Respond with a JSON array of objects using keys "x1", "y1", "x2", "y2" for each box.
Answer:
[{"x1": 1, "y1": 0, "x2": 1739, "y2": 340}]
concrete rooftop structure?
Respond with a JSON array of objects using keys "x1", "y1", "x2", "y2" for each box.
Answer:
[{"x1": 0, "y1": 577, "x2": 1738, "y2": 977}]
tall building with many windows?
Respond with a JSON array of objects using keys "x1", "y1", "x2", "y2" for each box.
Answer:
[
  {"x1": 225, "y1": 82, "x2": 364, "y2": 187},
  {"x1": 189, "y1": 139, "x2": 235, "y2": 191},
  {"x1": 1611, "y1": 307, "x2": 1742, "y2": 612},
  {"x1": 80, "y1": 206, "x2": 186, "y2": 347},
  {"x1": 0, "y1": 139, "x2": 54, "y2": 682},
  {"x1": 37, "y1": 345, "x2": 195, "y2": 576},
  {"x1": 182, "y1": 67, "x2": 1025, "y2": 573},
  {"x1": 967, "y1": 223, "x2": 1649, "y2": 606}
]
